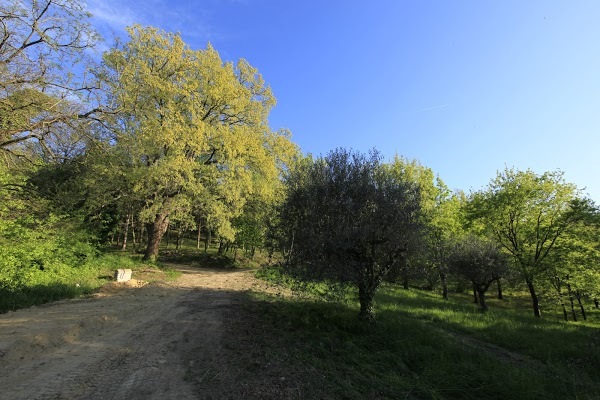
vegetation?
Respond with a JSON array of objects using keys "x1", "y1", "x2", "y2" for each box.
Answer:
[
  {"x1": 250, "y1": 266, "x2": 600, "y2": 399},
  {"x1": 467, "y1": 169, "x2": 588, "y2": 317},
  {"x1": 277, "y1": 149, "x2": 422, "y2": 320},
  {"x1": 0, "y1": 2, "x2": 599, "y2": 398},
  {"x1": 447, "y1": 235, "x2": 508, "y2": 311},
  {"x1": 0, "y1": 250, "x2": 170, "y2": 313},
  {"x1": 98, "y1": 25, "x2": 296, "y2": 261},
  {"x1": 0, "y1": 0, "x2": 101, "y2": 157}
]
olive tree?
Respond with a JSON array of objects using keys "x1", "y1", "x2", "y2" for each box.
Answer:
[
  {"x1": 280, "y1": 148, "x2": 422, "y2": 320},
  {"x1": 447, "y1": 235, "x2": 508, "y2": 311}
]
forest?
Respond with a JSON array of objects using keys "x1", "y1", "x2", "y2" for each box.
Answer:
[{"x1": 1, "y1": 1, "x2": 600, "y2": 397}]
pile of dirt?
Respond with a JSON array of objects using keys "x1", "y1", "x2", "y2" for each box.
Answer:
[{"x1": 95, "y1": 279, "x2": 149, "y2": 296}]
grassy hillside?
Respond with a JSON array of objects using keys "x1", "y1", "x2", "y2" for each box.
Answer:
[{"x1": 242, "y1": 267, "x2": 600, "y2": 399}]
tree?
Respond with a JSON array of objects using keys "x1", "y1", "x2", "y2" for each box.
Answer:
[
  {"x1": 426, "y1": 192, "x2": 466, "y2": 299},
  {"x1": 468, "y1": 168, "x2": 579, "y2": 317},
  {"x1": 279, "y1": 148, "x2": 422, "y2": 320},
  {"x1": 542, "y1": 198, "x2": 600, "y2": 321},
  {"x1": 383, "y1": 156, "x2": 465, "y2": 299},
  {"x1": 0, "y1": 0, "x2": 101, "y2": 157},
  {"x1": 448, "y1": 235, "x2": 508, "y2": 311},
  {"x1": 101, "y1": 25, "x2": 295, "y2": 261}
]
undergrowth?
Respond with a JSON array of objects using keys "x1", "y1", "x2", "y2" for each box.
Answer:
[{"x1": 0, "y1": 252, "x2": 166, "y2": 313}]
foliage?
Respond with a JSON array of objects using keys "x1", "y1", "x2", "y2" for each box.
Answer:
[
  {"x1": 468, "y1": 168, "x2": 579, "y2": 317},
  {"x1": 448, "y1": 235, "x2": 509, "y2": 311},
  {"x1": 0, "y1": 0, "x2": 101, "y2": 158},
  {"x1": 542, "y1": 198, "x2": 600, "y2": 321},
  {"x1": 0, "y1": 250, "x2": 165, "y2": 313},
  {"x1": 99, "y1": 25, "x2": 296, "y2": 261},
  {"x1": 279, "y1": 148, "x2": 422, "y2": 320}
]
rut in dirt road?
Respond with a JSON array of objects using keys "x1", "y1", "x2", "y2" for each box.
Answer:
[{"x1": 0, "y1": 266, "x2": 265, "y2": 400}]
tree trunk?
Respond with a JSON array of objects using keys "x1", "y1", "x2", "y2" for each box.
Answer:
[
  {"x1": 553, "y1": 277, "x2": 568, "y2": 321},
  {"x1": 140, "y1": 223, "x2": 146, "y2": 246},
  {"x1": 131, "y1": 214, "x2": 137, "y2": 251},
  {"x1": 526, "y1": 279, "x2": 541, "y2": 318},
  {"x1": 566, "y1": 280, "x2": 577, "y2": 322},
  {"x1": 437, "y1": 268, "x2": 448, "y2": 300},
  {"x1": 595, "y1": 298, "x2": 599, "y2": 309},
  {"x1": 476, "y1": 287, "x2": 488, "y2": 311},
  {"x1": 497, "y1": 279, "x2": 503, "y2": 300},
  {"x1": 358, "y1": 283, "x2": 375, "y2": 322},
  {"x1": 176, "y1": 229, "x2": 181, "y2": 250},
  {"x1": 575, "y1": 291, "x2": 587, "y2": 321},
  {"x1": 143, "y1": 213, "x2": 170, "y2": 262},
  {"x1": 473, "y1": 283, "x2": 478, "y2": 304},
  {"x1": 561, "y1": 301, "x2": 568, "y2": 321},
  {"x1": 569, "y1": 294, "x2": 577, "y2": 322},
  {"x1": 121, "y1": 214, "x2": 130, "y2": 251},
  {"x1": 165, "y1": 223, "x2": 171, "y2": 249},
  {"x1": 197, "y1": 222, "x2": 202, "y2": 250},
  {"x1": 204, "y1": 228, "x2": 211, "y2": 253},
  {"x1": 402, "y1": 273, "x2": 409, "y2": 290}
]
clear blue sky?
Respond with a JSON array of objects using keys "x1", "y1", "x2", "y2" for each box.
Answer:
[{"x1": 87, "y1": 0, "x2": 600, "y2": 201}]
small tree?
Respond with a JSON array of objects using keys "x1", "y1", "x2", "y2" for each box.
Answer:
[
  {"x1": 280, "y1": 149, "x2": 422, "y2": 320},
  {"x1": 448, "y1": 235, "x2": 508, "y2": 311}
]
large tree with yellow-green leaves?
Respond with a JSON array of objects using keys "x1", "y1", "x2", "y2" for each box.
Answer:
[{"x1": 101, "y1": 25, "x2": 296, "y2": 261}]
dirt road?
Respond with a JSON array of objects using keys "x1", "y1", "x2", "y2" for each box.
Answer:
[{"x1": 0, "y1": 265, "x2": 276, "y2": 400}]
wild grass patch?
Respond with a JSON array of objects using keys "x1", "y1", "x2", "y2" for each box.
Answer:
[{"x1": 0, "y1": 252, "x2": 164, "y2": 313}]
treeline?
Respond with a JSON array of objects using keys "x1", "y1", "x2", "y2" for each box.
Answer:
[
  {"x1": 1, "y1": 1, "x2": 599, "y2": 320},
  {"x1": 275, "y1": 149, "x2": 600, "y2": 320}
]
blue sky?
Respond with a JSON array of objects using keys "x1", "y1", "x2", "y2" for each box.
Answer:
[{"x1": 87, "y1": 0, "x2": 600, "y2": 201}]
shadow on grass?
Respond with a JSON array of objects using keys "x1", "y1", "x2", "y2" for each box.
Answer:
[
  {"x1": 0, "y1": 275, "x2": 596, "y2": 400},
  {"x1": 228, "y1": 290, "x2": 594, "y2": 400}
]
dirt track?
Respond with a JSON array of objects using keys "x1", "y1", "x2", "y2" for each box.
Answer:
[{"x1": 0, "y1": 265, "x2": 277, "y2": 400}]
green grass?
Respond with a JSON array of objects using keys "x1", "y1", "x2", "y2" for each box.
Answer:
[
  {"x1": 248, "y1": 266, "x2": 600, "y2": 399},
  {"x1": 0, "y1": 251, "x2": 171, "y2": 313},
  {"x1": 376, "y1": 286, "x2": 600, "y2": 366}
]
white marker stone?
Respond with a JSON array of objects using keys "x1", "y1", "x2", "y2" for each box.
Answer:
[{"x1": 114, "y1": 269, "x2": 132, "y2": 282}]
